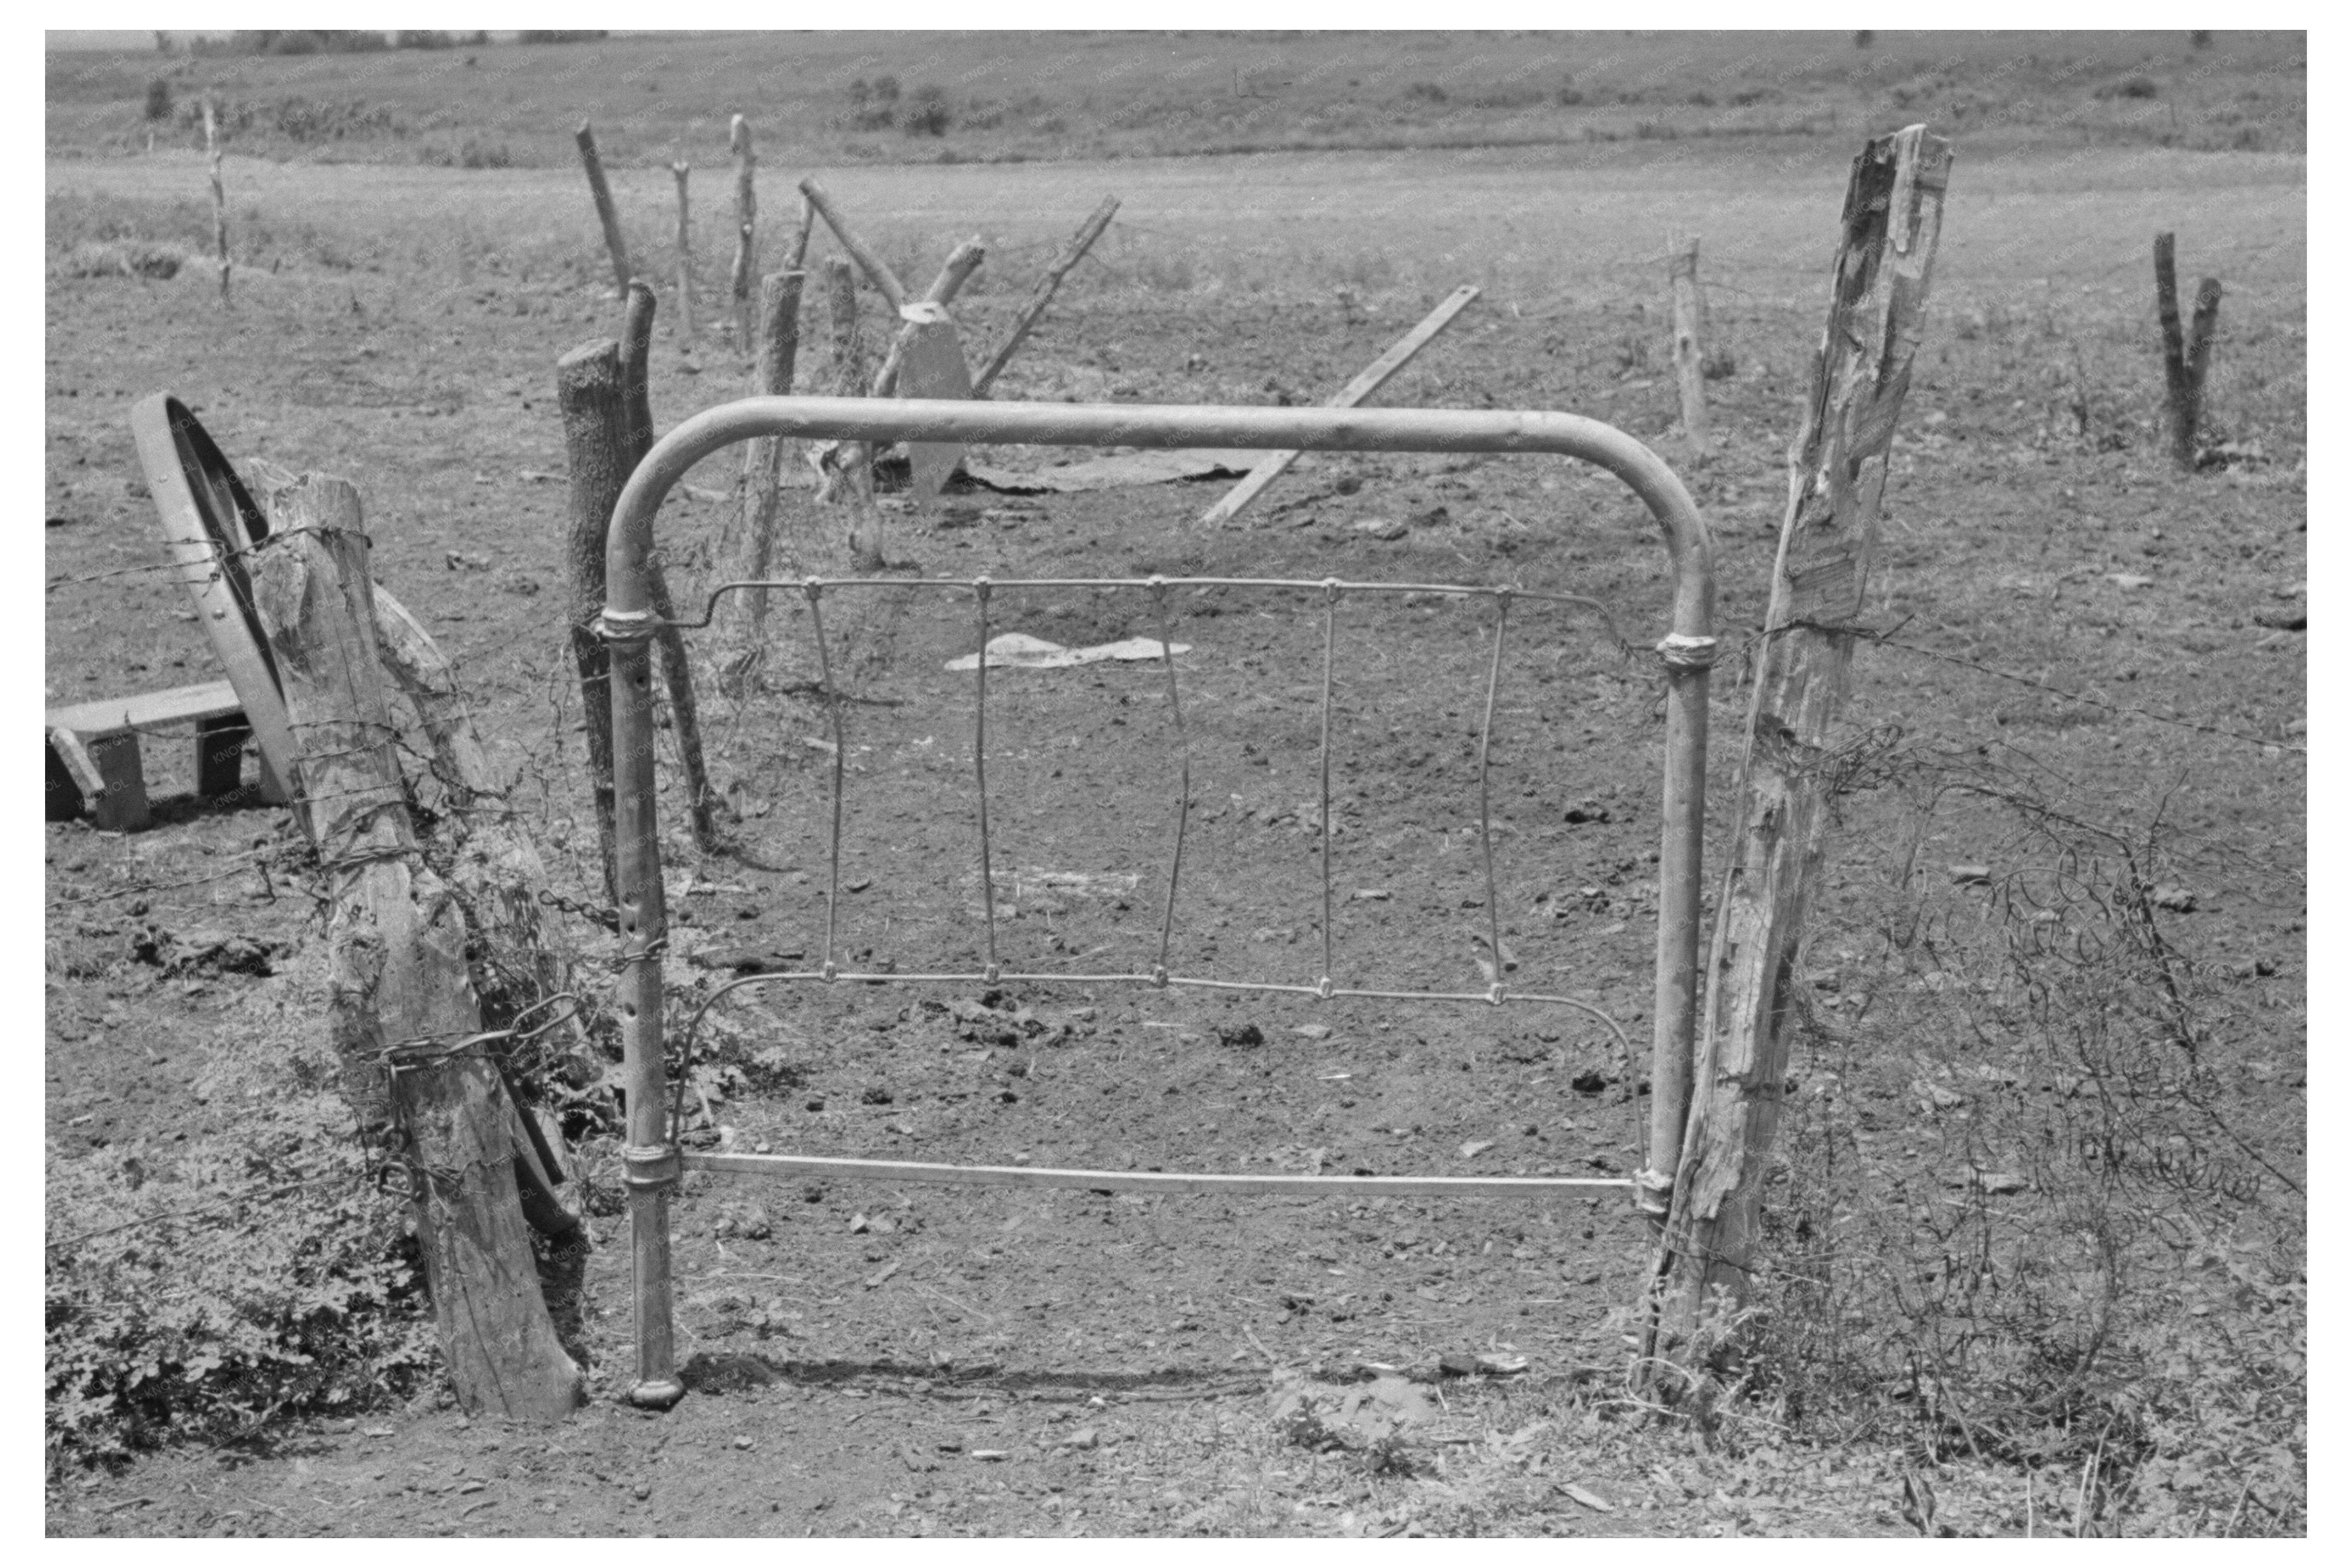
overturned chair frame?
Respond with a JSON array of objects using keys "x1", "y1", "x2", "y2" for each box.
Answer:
[{"x1": 601, "y1": 397, "x2": 1717, "y2": 1408}]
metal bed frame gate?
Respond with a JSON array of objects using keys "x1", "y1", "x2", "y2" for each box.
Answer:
[{"x1": 601, "y1": 396, "x2": 1716, "y2": 1408}]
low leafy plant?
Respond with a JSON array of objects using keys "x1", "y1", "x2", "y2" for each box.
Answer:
[{"x1": 45, "y1": 1098, "x2": 434, "y2": 1474}]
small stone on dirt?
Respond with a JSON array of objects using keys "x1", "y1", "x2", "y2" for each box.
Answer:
[
  {"x1": 1948, "y1": 863, "x2": 1992, "y2": 886},
  {"x1": 1354, "y1": 517, "x2": 1409, "y2": 541},
  {"x1": 1218, "y1": 1023, "x2": 1265, "y2": 1048}
]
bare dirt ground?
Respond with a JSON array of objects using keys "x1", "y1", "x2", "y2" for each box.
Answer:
[{"x1": 44, "y1": 132, "x2": 2304, "y2": 1537}]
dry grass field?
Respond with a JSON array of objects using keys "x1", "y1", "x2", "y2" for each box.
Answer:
[{"x1": 46, "y1": 30, "x2": 2304, "y2": 1539}]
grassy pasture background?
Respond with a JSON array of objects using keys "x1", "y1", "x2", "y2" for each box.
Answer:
[{"x1": 52, "y1": 29, "x2": 2308, "y2": 168}]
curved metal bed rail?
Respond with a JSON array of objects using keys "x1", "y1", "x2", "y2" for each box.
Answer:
[{"x1": 601, "y1": 396, "x2": 1717, "y2": 1408}]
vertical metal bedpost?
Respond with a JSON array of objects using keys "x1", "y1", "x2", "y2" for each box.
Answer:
[
  {"x1": 1641, "y1": 632, "x2": 1717, "y2": 1221},
  {"x1": 605, "y1": 603, "x2": 684, "y2": 1408}
]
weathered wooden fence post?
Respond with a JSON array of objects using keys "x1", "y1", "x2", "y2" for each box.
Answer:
[
  {"x1": 669, "y1": 160, "x2": 696, "y2": 345},
  {"x1": 556, "y1": 340, "x2": 628, "y2": 897},
  {"x1": 574, "y1": 121, "x2": 632, "y2": 295},
  {"x1": 204, "y1": 97, "x2": 229, "y2": 306},
  {"x1": 1669, "y1": 234, "x2": 1710, "y2": 452},
  {"x1": 719, "y1": 269, "x2": 807, "y2": 682},
  {"x1": 2154, "y1": 231, "x2": 2222, "y2": 471},
  {"x1": 1647, "y1": 125, "x2": 1951, "y2": 1387},
  {"x1": 729, "y1": 115, "x2": 757, "y2": 351},
  {"x1": 616, "y1": 280, "x2": 722, "y2": 852},
  {"x1": 972, "y1": 195, "x2": 1120, "y2": 397},
  {"x1": 250, "y1": 472, "x2": 584, "y2": 1421}
]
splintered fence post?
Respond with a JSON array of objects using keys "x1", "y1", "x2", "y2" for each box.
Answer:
[
  {"x1": 2154, "y1": 231, "x2": 2222, "y2": 471},
  {"x1": 556, "y1": 340, "x2": 627, "y2": 898},
  {"x1": 729, "y1": 115, "x2": 757, "y2": 351},
  {"x1": 720, "y1": 269, "x2": 806, "y2": 676},
  {"x1": 797, "y1": 178, "x2": 909, "y2": 311},
  {"x1": 248, "y1": 472, "x2": 584, "y2": 1421},
  {"x1": 972, "y1": 194, "x2": 1120, "y2": 397},
  {"x1": 574, "y1": 122, "x2": 632, "y2": 295},
  {"x1": 669, "y1": 161, "x2": 695, "y2": 344},
  {"x1": 616, "y1": 281, "x2": 721, "y2": 853},
  {"x1": 1199, "y1": 282, "x2": 1479, "y2": 528},
  {"x1": 1670, "y1": 235, "x2": 1710, "y2": 451},
  {"x1": 1648, "y1": 125, "x2": 1952, "y2": 1387},
  {"x1": 203, "y1": 97, "x2": 228, "y2": 306}
]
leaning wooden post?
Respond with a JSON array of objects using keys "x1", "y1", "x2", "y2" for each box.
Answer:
[
  {"x1": 203, "y1": 97, "x2": 229, "y2": 306},
  {"x1": 720, "y1": 269, "x2": 807, "y2": 680},
  {"x1": 796, "y1": 178, "x2": 909, "y2": 311},
  {"x1": 1669, "y1": 235, "x2": 1710, "y2": 453},
  {"x1": 669, "y1": 161, "x2": 696, "y2": 345},
  {"x1": 1647, "y1": 125, "x2": 1951, "y2": 1386},
  {"x1": 729, "y1": 115, "x2": 757, "y2": 351},
  {"x1": 556, "y1": 340, "x2": 627, "y2": 898},
  {"x1": 616, "y1": 281, "x2": 721, "y2": 853},
  {"x1": 2153, "y1": 232, "x2": 2222, "y2": 471},
  {"x1": 972, "y1": 195, "x2": 1120, "y2": 397},
  {"x1": 574, "y1": 122, "x2": 632, "y2": 295},
  {"x1": 249, "y1": 472, "x2": 584, "y2": 1421}
]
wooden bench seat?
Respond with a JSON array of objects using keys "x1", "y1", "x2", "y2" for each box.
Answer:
[{"x1": 46, "y1": 679, "x2": 265, "y2": 831}]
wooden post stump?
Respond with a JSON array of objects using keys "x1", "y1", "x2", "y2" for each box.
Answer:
[
  {"x1": 204, "y1": 98, "x2": 229, "y2": 306},
  {"x1": 2154, "y1": 231, "x2": 2223, "y2": 471},
  {"x1": 1647, "y1": 126, "x2": 1951, "y2": 1389},
  {"x1": 556, "y1": 341, "x2": 627, "y2": 897},
  {"x1": 249, "y1": 471, "x2": 584, "y2": 1421},
  {"x1": 729, "y1": 115, "x2": 757, "y2": 352},
  {"x1": 816, "y1": 258, "x2": 888, "y2": 571},
  {"x1": 669, "y1": 161, "x2": 696, "y2": 345},
  {"x1": 1669, "y1": 235, "x2": 1711, "y2": 453}
]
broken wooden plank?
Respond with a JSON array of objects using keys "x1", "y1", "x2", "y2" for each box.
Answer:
[{"x1": 1199, "y1": 284, "x2": 1480, "y2": 527}]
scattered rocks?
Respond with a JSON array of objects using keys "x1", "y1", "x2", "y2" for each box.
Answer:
[{"x1": 1217, "y1": 1023, "x2": 1265, "y2": 1048}]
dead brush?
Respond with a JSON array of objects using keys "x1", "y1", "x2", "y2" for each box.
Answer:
[{"x1": 1745, "y1": 730, "x2": 2305, "y2": 1534}]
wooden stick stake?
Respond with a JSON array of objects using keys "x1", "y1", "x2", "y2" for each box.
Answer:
[
  {"x1": 729, "y1": 115, "x2": 757, "y2": 351},
  {"x1": 972, "y1": 195, "x2": 1120, "y2": 397},
  {"x1": 617, "y1": 281, "x2": 721, "y2": 853},
  {"x1": 203, "y1": 97, "x2": 229, "y2": 306},
  {"x1": 556, "y1": 339, "x2": 627, "y2": 897},
  {"x1": 574, "y1": 122, "x2": 632, "y2": 295},
  {"x1": 669, "y1": 161, "x2": 695, "y2": 345},
  {"x1": 249, "y1": 472, "x2": 584, "y2": 1421},
  {"x1": 796, "y1": 178, "x2": 908, "y2": 311},
  {"x1": 2154, "y1": 232, "x2": 2222, "y2": 471},
  {"x1": 1199, "y1": 283, "x2": 1480, "y2": 527},
  {"x1": 721, "y1": 269, "x2": 807, "y2": 676},
  {"x1": 1670, "y1": 235, "x2": 1711, "y2": 452},
  {"x1": 1647, "y1": 126, "x2": 1951, "y2": 1385}
]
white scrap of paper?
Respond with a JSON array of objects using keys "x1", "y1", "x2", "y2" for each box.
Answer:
[{"x1": 945, "y1": 633, "x2": 1190, "y2": 671}]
